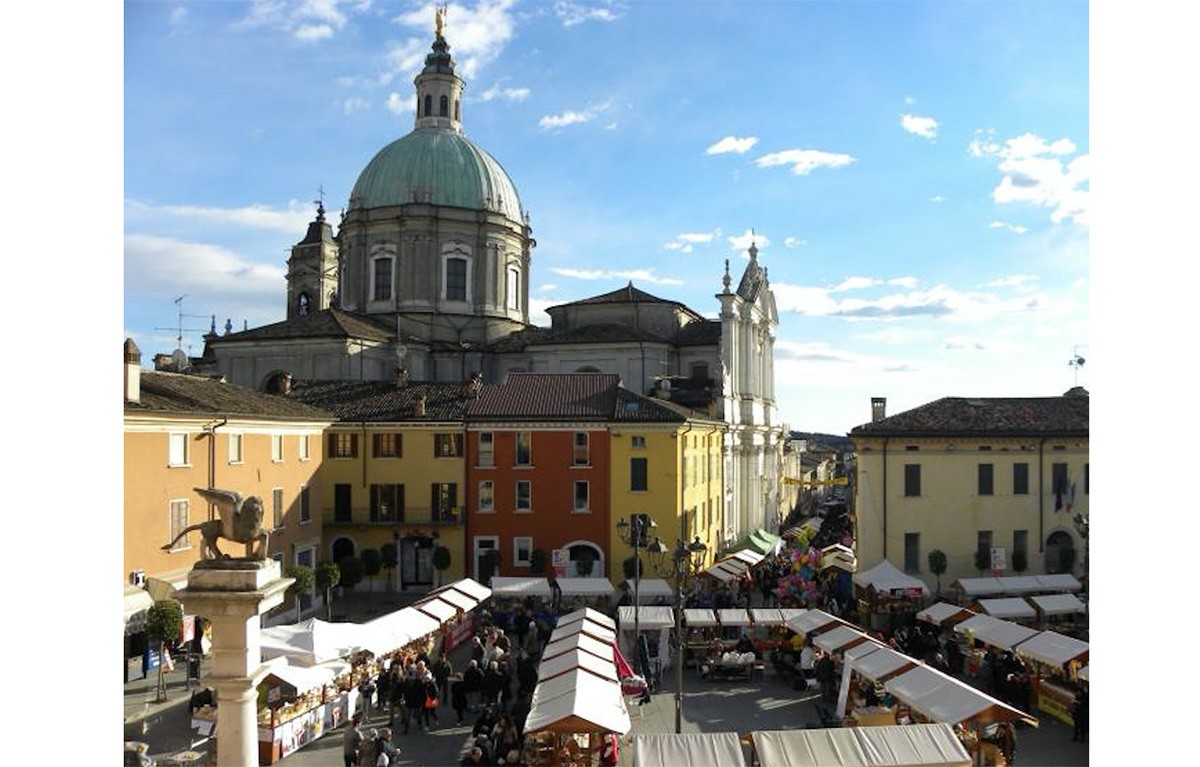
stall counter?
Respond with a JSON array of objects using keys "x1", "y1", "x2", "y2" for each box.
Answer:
[{"x1": 1034, "y1": 677, "x2": 1075, "y2": 726}]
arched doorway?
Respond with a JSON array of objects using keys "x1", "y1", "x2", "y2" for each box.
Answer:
[
  {"x1": 565, "y1": 541, "x2": 605, "y2": 578},
  {"x1": 1044, "y1": 531, "x2": 1077, "y2": 575},
  {"x1": 400, "y1": 534, "x2": 435, "y2": 589},
  {"x1": 331, "y1": 537, "x2": 355, "y2": 564},
  {"x1": 263, "y1": 371, "x2": 292, "y2": 394}
]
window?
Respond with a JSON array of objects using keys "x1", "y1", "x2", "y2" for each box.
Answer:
[
  {"x1": 1013, "y1": 462, "x2": 1030, "y2": 495},
  {"x1": 478, "y1": 432, "x2": 494, "y2": 467},
  {"x1": 370, "y1": 484, "x2": 404, "y2": 522},
  {"x1": 507, "y1": 267, "x2": 520, "y2": 311},
  {"x1": 903, "y1": 464, "x2": 921, "y2": 496},
  {"x1": 424, "y1": 94, "x2": 432, "y2": 117},
  {"x1": 515, "y1": 432, "x2": 531, "y2": 466},
  {"x1": 373, "y1": 257, "x2": 393, "y2": 302},
  {"x1": 328, "y1": 433, "x2": 358, "y2": 459},
  {"x1": 1052, "y1": 462, "x2": 1069, "y2": 495},
  {"x1": 435, "y1": 433, "x2": 463, "y2": 458},
  {"x1": 454, "y1": 99, "x2": 460, "y2": 121},
  {"x1": 373, "y1": 433, "x2": 402, "y2": 458},
  {"x1": 631, "y1": 457, "x2": 648, "y2": 491},
  {"x1": 977, "y1": 530, "x2": 993, "y2": 558},
  {"x1": 978, "y1": 463, "x2": 994, "y2": 496},
  {"x1": 271, "y1": 434, "x2": 284, "y2": 462},
  {"x1": 445, "y1": 257, "x2": 467, "y2": 301},
  {"x1": 168, "y1": 433, "x2": 189, "y2": 467},
  {"x1": 228, "y1": 433, "x2": 243, "y2": 464},
  {"x1": 432, "y1": 483, "x2": 458, "y2": 521},
  {"x1": 299, "y1": 485, "x2": 311, "y2": 524},
  {"x1": 574, "y1": 481, "x2": 589, "y2": 512},
  {"x1": 573, "y1": 432, "x2": 589, "y2": 466},
  {"x1": 514, "y1": 537, "x2": 533, "y2": 568},
  {"x1": 297, "y1": 434, "x2": 309, "y2": 461},
  {"x1": 273, "y1": 488, "x2": 284, "y2": 529},
  {"x1": 168, "y1": 500, "x2": 190, "y2": 551},
  {"x1": 334, "y1": 484, "x2": 352, "y2": 523},
  {"x1": 515, "y1": 480, "x2": 531, "y2": 512},
  {"x1": 691, "y1": 362, "x2": 709, "y2": 380},
  {"x1": 904, "y1": 533, "x2": 920, "y2": 573},
  {"x1": 478, "y1": 481, "x2": 494, "y2": 513},
  {"x1": 631, "y1": 435, "x2": 645, "y2": 449},
  {"x1": 1013, "y1": 530, "x2": 1028, "y2": 557}
]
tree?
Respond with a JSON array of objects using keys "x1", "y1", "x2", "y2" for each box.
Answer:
[
  {"x1": 338, "y1": 555, "x2": 365, "y2": 591},
  {"x1": 361, "y1": 548, "x2": 382, "y2": 592},
  {"x1": 974, "y1": 547, "x2": 991, "y2": 576},
  {"x1": 1011, "y1": 549, "x2": 1028, "y2": 574},
  {"x1": 529, "y1": 548, "x2": 548, "y2": 576},
  {"x1": 381, "y1": 542, "x2": 399, "y2": 592},
  {"x1": 927, "y1": 549, "x2": 948, "y2": 597},
  {"x1": 146, "y1": 599, "x2": 183, "y2": 702},
  {"x1": 432, "y1": 545, "x2": 452, "y2": 588},
  {"x1": 315, "y1": 561, "x2": 341, "y2": 621},
  {"x1": 286, "y1": 564, "x2": 316, "y2": 622},
  {"x1": 478, "y1": 549, "x2": 498, "y2": 585}
]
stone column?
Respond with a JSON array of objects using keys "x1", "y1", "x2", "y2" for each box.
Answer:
[{"x1": 177, "y1": 561, "x2": 293, "y2": 767}]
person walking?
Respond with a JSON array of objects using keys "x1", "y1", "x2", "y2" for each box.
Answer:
[
  {"x1": 342, "y1": 713, "x2": 365, "y2": 767},
  {"x1": 388, "y1": 666, "x2": 405, "y2": 726},
  {"x1": 481, "y1": 660, "x2": 503, "y2": 709},
  {"x1": 463, "y1": 659, "x2": 484, "y2": 713},
  {"x1": 450, "y1": 673, "x2": 468, "y2": 725},
  {"x1": 371, "y1": 727, "x2": 400, "y2": 767},
  {"x1": 358, "y1": 674, "x2": 377, "y2": 721},
  {"x1": 434, "y1": 654, "x2": 453, "y2": 704},
  {"x1": 402, "y1": 668, "x2": 424, "y2": 735},
  {"x1": 421, "y1": 670, "x2": 441, "y2": 730}
]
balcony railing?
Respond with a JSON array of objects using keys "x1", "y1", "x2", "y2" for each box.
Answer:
[{"x1": 323, "y1": 506, "x2": 463, "y2": 526}]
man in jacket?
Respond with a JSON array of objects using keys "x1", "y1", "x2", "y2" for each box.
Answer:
[{"x1": 463, "y1": 659, "x2": 484, "y2": 713}]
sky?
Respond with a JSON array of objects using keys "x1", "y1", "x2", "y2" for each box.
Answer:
[{"x1": 123, "y1": 0, "x2": 1089, "y2": 435}]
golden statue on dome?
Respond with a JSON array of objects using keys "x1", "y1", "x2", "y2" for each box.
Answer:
[{"x1": 435, "y1": 5, "x2": 446, "y2": 38}]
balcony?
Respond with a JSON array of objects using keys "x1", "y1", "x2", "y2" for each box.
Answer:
[{"x1": 322, "y1": 506, "x2": 463, "y2": 527}]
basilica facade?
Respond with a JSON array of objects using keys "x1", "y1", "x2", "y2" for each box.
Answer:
[{"x1": 195, "y1": 28, "x2": 786, "y2": 544}]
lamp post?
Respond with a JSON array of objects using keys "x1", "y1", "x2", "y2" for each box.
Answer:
[
  {"x1": 617, "y1": 515, "x2": 659, "y2": 676},
  {"x1": 667, "y1": 535, "x2": 707, "y2": 734}
]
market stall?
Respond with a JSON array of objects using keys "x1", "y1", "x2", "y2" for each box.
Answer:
[
  {"x1": 523, "y1": 666, "x2": 631, "y2": 766},
  {"x1": 361, "y1": 606, "x2": 441, "y2": 656},
  {"x1": 835, "y1": 641, "x2": 916, "y2": 720},
  {"x1": 953, "y1": 574, "x2": 1083, "y2": 605},
  {"x1": 683, "y1": 608, "x2": 720, "y2": 665},
  {"x1": 633, "y1": 732, "x2": 749, "y2": 767},
  {"x1": 970, "y1": 598, "x2": 1037, "y2": 623},
  {"x1": 820, "y1": 544, "x2": 858, "y2": 573},
  {"x1": 622, "y1": 578, "x2": 675, "y2": 605},
  {"x1": 491, "y1": 576, "x2": 554, "y2": 600},
  {"x1": 537, "y1": 647, "x2": 620, "y2": 684},
  {"x1": 618, "y1": 605, "x2": 675, "y2": 673},
  {"x1": 555, "y1": 607, "x2": 617, "y2": 632},
  {"x1": 549, "y1": 618, "x2": 617, "y2": 646},
  {"x1": 717, "y1": 608, "x2": 753, "y2": 642},
  {"x1": 883, "y1": 663, "x2": 1037, "y2": 727},
  {"x1": 1012, "y1": 630, "x2": 1089, "y2": 725},
  {"x1": 1027, "y1": 593, "x2": 1087, "y2": 634},
  {"x1": 785, "y1": 608, "x2": 849, "y2": 640},
  {"x1": 555, "y1": 577, "x2": 616, "y2": 611},
  {"x1": 814, "y1": 625, "x2": 871, "y2": 655},
  {"x1": 748, "y1": 608, "x2": 789, "y2": 652},
  {"x1": 915, "y1": 602, "x2": 973, "y2": 629},
  {"x1": 750, "y1": 724, "x2": 971, "y2": 767},
  {"x1": 542, "y1": 630, "x2": 614, "y2": 663},
  {"x1": 260, "y1": 618, "x2": 366, "y2": 667},
  {"x1": 853, "y1": 560, "x2": 930, "y2": 631},
  {"x1": 966, "y1": 619, "x2": 1040, "y2": 653}
]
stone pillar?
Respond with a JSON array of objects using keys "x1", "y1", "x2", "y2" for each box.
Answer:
[{"x1": 176, "y1": 561, "x2": 293, "y2": 767}]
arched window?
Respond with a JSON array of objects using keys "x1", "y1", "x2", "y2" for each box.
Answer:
[
  {"x1": 297, "y1": 291, "x2": 310, "y2": 316},
  {"x1": 331, "y1": 537, "x2": 355, "y2": 564},
  {"x1": 454, "y1": 99, "x2": 460, "y2": 121},
  {"x1": 373, "y1": 257, "x2": 393, "y2": 302},
  {"x1": 506, "y1": 266, "x2": 520, "y2": 311},
  {"x1": 439, "y1": 95, "x2": 449, "y2": 117},
  {"x1": 424, "y1": 94, "x2": 433, "y2": 117},
  {"x1": 445, "y1": 257, "x2": 467, "y2": 301}
]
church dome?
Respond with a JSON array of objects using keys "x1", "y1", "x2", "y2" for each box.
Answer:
[{"x1": 349, "y1": 127, "x2": 524, "y2": 220}]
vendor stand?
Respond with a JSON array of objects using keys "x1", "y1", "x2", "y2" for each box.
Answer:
[
  {"x1": 785, "y1": 608, "x2": 849, "y2": 641},
  {"x1": 618, "y1": 605, "x2": 674, "y2": 673},
  {"x1": 1012, "y1": 630, "x2": 1088, "y2": 726},
  {"x1": 915, "y1": 602, "x2": 973, "y2": 630},
  {"x1": 852, "y1": 560, "x2": 930, "y2": 631},
  {"x1": 836, "y1": 641, "x2": 917, "y2": 721},
  {"x1": 537, "y1": 647, "x2": 620, "y2": 684},
  {"x1": 750, "y1": 724, "x2": 971, "y2": 767},
  {"x1": 523, "y1": 667, "x2": 631, "y2": 767},
  {"x1": 718, "y1": 608, "x2": 753, "y2": 643},
  {"x1": 555, "y1": 577, "x2": 616, "y2": 612},
  {"x1": 549, "y1": 618, "x2": 616, "y2": 647},
  {"x1": 749, "y1": 608, "x2": 788, "y2": 653},
  {"x1": 622, "y1": 578, "x2": 675, "y2": 605},
  {"x1": 633, "y1": 732, "x2": 749, "y2": 767},
  {"x1": 1027, "y1": 593, "x2": 1087, "y2": 635},
  {"x1": 542, "y1": 630, "x2": 613, "y2": 663},
  {"x1": 951, "y1": 614, "x2": 1005, "y2": 677},
  {"x1": 555, "y1": 607, "x2": 616, "y2": 632},
  {"x1": 683, "y1": 608, "x2": 720, "y2": 666},
  {"x1": 969, "y1": 598, "x2": 1036, "y2": 625}
]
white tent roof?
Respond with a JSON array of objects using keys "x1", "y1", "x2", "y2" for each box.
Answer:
[
  {"x1": 124, "y1": 585, "x2": 154, "y2": 621},
  {"x1": 750, "y1": 608, "x2": 786, "y2": 626},
  {"x1": 413, "y1": 596, "x2": 459, "y2": 623},
  {"x1": 957, "y1": 574, "x2": 1082, "y2": 597},
  {"x1": 973, "y1": 621, "x2": 1041, "y2": 652},
  {"x1": 779, "y1": 608, "x2": 808, "y2": 623},
  {"x1": 885, "y1": 665, "x2": 1036, "y2": 726},
  {"x1": 853, "y1": 560, "x2": 930, "y2": 596},
  {"x1": 786, "y1": 609, "x2": 844, "y2": 636},
  {"x1": 260, "y1": 618, "x2": 367, "y2": 666},
  {"x1": 428, "y1": 587, "x2": 479, "y2": 612},
  {"x1": 974, "y1": 598, "x2": 1036, "y2": 620},
  {"x1": 556, "y1": 607, "x2": 617, "y2": 631},
  {"x1": 619, "y1": 605, "x2": 674, "y2": 630},
  {"x1": 362, "y1": 607, "x2": 441, "y2": 655},
  {"x1": 263, "y1": 661, "x2": 338, "y2": 693},
  {"x1": 916, "y1": 603, "x2": 972, "y2": 626},
  {"x1": 953, "y1": 577, "x2": 1006, "y2": 597},
  {"x1": 633, "y1": 733, "x2": 748, "y2": 767},
  {"x1": 537, "y1": 647, "x2": 618, "y2": 683},
  {"x1": 1014, "y1": 631, "x2": 1089, "y2": 667},
  {"x1": 814, "y1": 625, "x2": 871, "y2": 654},
  {"x1": 1028, "y1": 593, "x2": 1086, "y2": 616},
  {"x1": 751, "y1": 724, "x2": 971, "y2": 767},
  {"x1": 542, "y1": 631, "x2": 613, "y2": 663},
  {"x1": 718, "y1": 609, "x2": 752, "y2": 627},
  {"x1": 525, "y1": 667, "x2": 630, "y2": 735},
  {"x1": 848, "y1": 644, "x2": 917, "y2": 683},
  {"x1": 627, "y1": 578, "x2": 675, "y2": 602},
  {"x1": 685, "y1": 609, "x2": 719, "y2": 628},
  {"x1": 490, "y1": 576, "x2": 552, "y2": 598},
  {"x1": 705, "y1": 561, "x2": 747, "y2": 582},
  {"x1": 435, "y1": 578, "x2": 492, "y2": 602},
  {"x1": 1035, "y1": 574, "x2": 1082, "y2": 592},
  {"x1": 953, "y1": 613, "x2": 1004, "y2": 638},
  {"x1": 549, "y1": 619, "x2": 617, "y2": 646},
  {"x1": 730, "y1": 549, "x2": 765, "y2": 567},
  {"x1": 557, "y1": 577, "x2": 616, "y2": 597}
]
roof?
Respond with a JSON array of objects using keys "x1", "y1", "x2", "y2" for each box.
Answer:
[
  {"x1": 676, "y1": 319, "x2": 721, "y2": 346},
  {"x1": 468, "y1": 373, "x2": 620, "y2": 421},
  {"x1": 751, "y1": 724, "x2": 971, "y2": 767},
  {"x1": 634, "y1": 733, "x2": 749, "y2": 767},
  {"x1": 294, "y1": 205, "x2": 334, "y2": 247},
  {"x1": 206, "y1": 308, "x2": 395, "y2": 344},
  {"x1": 285, "y1": 379, "x2": 472, "y2": 422},
  {"x1": 551, "y1": 282, "x2": 679, "y2": 308},
  {"x1": 612, "y1": 387, "x2": 720, "y2": 424},
  {"x1": 736, "y1": 247, "x2": 766, "y2": 302},
  {"x1": 127, "y1": 370, "x2": 332, "y2": 421},
  {"x1": 850, "y1": 391, "x2": 1089, "y2": 437}
]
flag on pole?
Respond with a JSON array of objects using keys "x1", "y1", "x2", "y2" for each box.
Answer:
[{"x1": 1066, "y1": 481, "x2": 1076, "y2": 514}]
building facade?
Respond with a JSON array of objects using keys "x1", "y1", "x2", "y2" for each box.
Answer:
[{"x1": 849, "y1": 390, "x2": 1089, "y2": 592}]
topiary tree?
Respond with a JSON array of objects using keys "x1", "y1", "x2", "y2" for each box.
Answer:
[
  {"x1": 974, "y1": 547, "x2": 991, "y2": 576},
  {"x1": 381, "y1": 542, "x2": 399, "y2": 592},
  {"x1": 1011, "y1": 549, "x2": 1028, "y2": 574},
  {"x1": 361, "y1": 548, "x2": 382, "y2": 592},
  {"x1": 338, "y1": 555, "x2": 365, "y2": 591},
  {"x1": 315, "y1": 561, "x2": 341, "y2": 620},
  {"x1": 286, "y1": 564, "x2": 316, "y2": 622},
  {"x1": 927, "y1": 550, "x2": 947, "y2": 597},
  {"x1": 529, "y1": 548, "x2": 548, "y2": 576},
  {"x1": 478, "y1": 549, "x2": 498, "y2": 585},
  {"x1": 432, "y1": 545, "x2": 452, "y2": 588},
  {"x1": 146, "y1": 599, "x2": 183, "y2": 702}
]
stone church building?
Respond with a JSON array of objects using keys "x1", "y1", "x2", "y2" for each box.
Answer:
[{"x1": 195, "y1": 28, "x2": 787, "y2": 544}]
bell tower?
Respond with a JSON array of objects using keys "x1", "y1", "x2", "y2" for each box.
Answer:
[
  {"x1": 286, "y1": 198, "x2": 339, "y2": 320},
  {"x1": 414, "y1": 6, "x2": 465, "y2": 133}
]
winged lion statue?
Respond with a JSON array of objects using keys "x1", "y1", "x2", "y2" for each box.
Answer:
[{"x1": 162, "y1": 487, "x2": 270, "y2": 561}]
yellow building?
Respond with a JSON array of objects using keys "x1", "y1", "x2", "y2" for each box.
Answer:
[
  {"x1": 284, "y1": 379, "x2": 472, "y2": 591},
  {"x1": 850, "y1": 389, "x2": 1089, "y2": 592},
  {"x1": 123, "y1": 340, "x2": 333, "y2": 664},
  {"x1": 608, "y1": 390, "x2": 726, "y2": 583}
]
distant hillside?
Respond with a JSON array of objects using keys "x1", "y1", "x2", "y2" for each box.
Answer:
[{"x1": 789, "y1": 431, "x2": 854, "y2": 452}]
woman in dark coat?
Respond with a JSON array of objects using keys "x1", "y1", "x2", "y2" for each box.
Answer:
[{"x1": 451, "y1": 674, "x2": 468, "y2": 726}]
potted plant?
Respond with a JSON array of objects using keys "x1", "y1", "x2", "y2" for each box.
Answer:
[
  {"x1": 432, "y1": 545, "x2": 452, "y2": 588},
  {"x1": 146, "y1": 599, "x2": 183, "y2": 702},
  {"x1": 381, "y1": 542, "x2": 399, "y2": 592},
  {"x1": 361, "y1": 548, "x2": 382, "y2": 592},
  {"x1": 927, "y1": 550, "x2": 947, "y2": 598},
  {"x1": 285, "y1": 564, "x2": 316, "y2": 621},
  {"x1": 315, "y1": 561, "x2": 341, "y2": 620},
  {"x1": 338, "y1": 555, "x2": 365, "y2": 591}
]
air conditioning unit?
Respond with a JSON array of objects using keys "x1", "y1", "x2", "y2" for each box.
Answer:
[{"x1": 130, "y1": 569, "x2": 146, "y2": 588}]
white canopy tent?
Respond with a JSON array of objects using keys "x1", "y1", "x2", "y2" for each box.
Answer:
[
  {"x1": 820, "y1": 544, "x2": 859, "y2": 573},
  {"x1": 684, "y1": 609, "x2": 719, "y2": 628},
  {"x1": 557, "y1": 577, "x2": 616, "y2": 598},
  {"x1": 263, "y1": 660, "x2": 340, "y2": 693},
  {"x1": 1014, "y1": 631, "x2": 1089, "y2": 668},
  {"x1": 556, "y1": 607, "x2": 617, "y2": 631},
  {"x1": 953, "y1": 577, "x2": 1007, "y2": 599},
  {"x1": 916, "y1": 603, "x2": 973, "y2": 627},
  {"x1": 633, "y1": 733, "x2": 748, "y2": 767},
  {"x1": 971, "y1": 621, "x2": 1041, "y2": 652},
  {"x1": 525, "y1": 667, "x2": 631, "y2": 735},
  {"x1": 956, "y1": 574, "x2": 1082, "y2": 599},
  {"x1": 432, "y1": 578, "x2": 492, "y2": 603},
  {"x1": 1028, "y1": 593, "x2": 1086, "y2": 617},
  {"x1": 625, "y1": 578, "x2": 675, "y2": 603},
  {"x1": 751, "y1": 724, "x2": 971, "y2": 767},
  {"x1": 618, "y1": 605, "x2": 674, "y2": 671},
  {"x1": 537, "y1": 647, "x2": 619, "y2": 683},
  {"x1": 750, "y1": 608, "x2": 786, "y2": 627},
  {"x1": 1035, "y1": 574, "x2": 1082, "y2": 592},
  {"x1": 730, "y1": 549, "x2": 765, "y2": 568},
  {"x1": 718, "y1": 608, "x2": 752, "y2": 627},
  {"x1": 260, "y1": 618, "x2": 367, "y2": 666},
  {"x1": 549, "y1": 619, "x2": 617, "y2": 646},
  {"x1": 428, "y1": 587, "x2": 478, "y2": 613},
  {"x1": 814, "y1": 625, "x2": 871, "y2": 654},
  {"x1": 413, "y1": 596, "x2": 459, "y2": 623},
  {"x1": 704, "y1": 560, "x2": 748, "y2": 582},
  {"x1": 847, "y1": 643, "x2": 916, "y2": 683},
  {"x1": 779, "y1": 608, "x2": 808, "y2": 623},
  {"x1": 952, "y1": 613, "x2": 1004, "y2": 639},
  {"x1": 362, "y1": 607, "x2": 441, "y2": 656},
  {"x1": 853, "y1": 560, "x2": 930, "y2": 597},
  {"x1": 885, "y1": 664, "x2": 1037, "y2": 726},
  {"x1": 490, "y1": 576, "x2": 552, "y2": 599},
  {"x1": 542, "y1": 631, "x2": 613, "y2": 663},
  {"x1": 973, "y1": 598, "x2": 1036, "y2": 620},
  {"x1": 786, "y1": 609, "x2": 846, "y2": 637}
]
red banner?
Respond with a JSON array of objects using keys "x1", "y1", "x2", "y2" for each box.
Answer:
[{"x1": 444, "y1": 611, "x2": 476, "y2": 653}]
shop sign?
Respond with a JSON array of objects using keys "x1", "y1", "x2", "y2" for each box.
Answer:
[
  {"x1": 890, "y1": 587, "x2": 925, "y2": 598},
  {"x1": 552, "y1": 548, "x2": 569, "y2": 578},
  {"x1": 445, "y1": 611, "x2": 477, "y2": 652},
  {"x1": 990, "y1": 547, "x2": 1006, "y2": 576}
]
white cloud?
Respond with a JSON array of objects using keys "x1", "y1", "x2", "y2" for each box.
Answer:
[
  {"x1": 904, "y1": 95, "x2": 915, "y2": 105},
  {"x1": 550, "y1": 267, "x2": 682, "y2": 286},
  {"x1": 169, "y1": 6, "x2": 188, "y2": 32},
  {"x1": 295, "y1": 24, "x2": 335, "y2": 41},
  {"x1": 554, "y1": 1, "x2": 625, "y2": 27},
  {"x1": 728, "y1": 229, "x2": 770, "y2": 252},
  {"x1": 233, "y1": 0, "x2": 352, "y2": 42},
  {"x1": 930, "y1": 195, "x2": 944, "y2": 203},
  {"x1": 784, "y1": 237, "x2": 806, "y2": 248},
  {"x1": 987, "y1": 220, "x2": 1028, "y2": 234},
  {"x1": 343, "y1": 96, "x2": 370, "y2": 114},
  {"x1": 771, "y1": 280, "x2": 1051, "y2": 323},
  {"x1": 901, "y1": 113, "x2": 938, "y2": 139},
  {"x1": 124, "y1": 234, "x2": 285, "y2": 298},
  {"x1": 983, "y1": 274, "x2": 1039, "y2": 289},
  {"x1": 753, "y1": 149, "x2": 855, "y2": 175},
  {"x1": 386, "y1": 92, "x2": 415, "y2": 114},
  {"x1": 889, "y1": 277, "x2": 919, "y2": 288},
  {"x1": 664, "y1": 242, "x2": 692, "y2": 253},
  {"x1": 480, "y1": 83, "x2": 531, "y2": 102},
  {"x1": 132, "y1": 199, "x2": 313, "y2": 234},
  {"x1": 706, "y1": 136, "x2": 759, "y2": 155},
  {"x1": 393, "y1": 1, "x2": 517, "y2": 80},
  {"x1": 539, "y1": 101, "x2": 610, "y2": 130},
  {"x1": 538, "y1": 284, "x2": 558, "y2": 292},
  {"x1": 832, "y1": 277, "x2": 879, "y2": 292},
  {"x1": 664, "y1": 227, "x2": 722, "y2": 253},
  {"x1": 970, "y1": 131, "x2": 1089, "y2": 225}
]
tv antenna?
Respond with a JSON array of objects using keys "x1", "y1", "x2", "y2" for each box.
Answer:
[
  {"x1": 1068, "y1": 345, "x2": 1087, "y2": 386},
  {"x1": 154, "y1": 294, "x2": 208, "y2": 357}
]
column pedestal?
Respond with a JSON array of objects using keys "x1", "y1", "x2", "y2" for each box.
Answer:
[{"x1": 177, "y1": 561, "x2": 293, "y2": 767}]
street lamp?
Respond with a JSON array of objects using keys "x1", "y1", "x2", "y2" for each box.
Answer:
[
  {"x1": 617, "y1": 515, "x2": 657, "y2": 676},
  {"x1": 667, "y1": 536, "x2": 707, "y2": 734}
]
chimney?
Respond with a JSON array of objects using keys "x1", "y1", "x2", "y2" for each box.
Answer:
[
  {"x1": 395, "y1": 367, "x2": 409, "y2": 387},
  {"x1": 414, "y1": 393, "x2": 427, "y2": 417},
  {"x1": 124, "y1": 338, "x2": 141, "y2": 404},
  {"x1": 871, "y1": 397, "x2": 887, "y2": 423}
]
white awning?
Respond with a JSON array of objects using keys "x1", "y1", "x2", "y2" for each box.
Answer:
[
  {"x1": 434, "y1": 578, "x2": 492, "y2": 602},
  {"x1": 786, "y1": 609, "x2": 844, "y2": 636},
  {"x1": 633, "y1": 733, "x2": 749, "y2": 767},
  {"x1": 260, "y1": 618, "x2": 367, "y2": 666},
  {"x1": 557, "y1": 577, "x2": 616, "y2": 597},
  {"x1": 729, "y1": 549, "x2": 765, "y2": 568},
  {"x1": 525, "y1": 667, "x2": 630, "y2": 735},
  {"x1": 549, "y1": 619, "x2": 616, "y2": 646},
  {"x1": 537, "y1": 647, "x2": 619, "y2": 683},
  {"x1": 718, "y1": 609, "x2": 752, "y2": 627},
  {"x1": 705, "y1": 561, "x2": 747, "y2": 582},
  {"x1": 362, "y1": 606, "x2": 441, "y2": 655},
  {"x1": 750, "y1": 608, "x2": 785, "y2": 626},
  {"x1": 751, "y1": 724, "x2": 971, "y2": 767},
  {"x1": 953, "y1": 577, "x2": 1007, "y2": 598},
  {"x1": 848, "y1": 644, "x2": 916, "y2": 683},
  {"x1": 974, "y1": 598, "x2": 1036, "y2": 620},
  {"x1": 778, "y1": 608, "x2": 808, "y2": 623},
  {"x1": 1035, "y1": 574, "x2": 1082, "y2": 592},
  {"x1": 413, "y1": 597, "x2": 459, "y2": 623},
  {"x1": 124, "y1": 585, "x2": 154, "y2": 633},
  {"x1": 684, "y1": 609, "x2": 719, "y2": 628},
  {"x1": 1014, "y1": 631, "x2": 1089, "y2": 668},
  {"x1": 853, "y1": 560, "x2": 929, "y2": 597},
  {"x1": 814, "y1": 625, "x2": 871, "y2": 654},
  {"x1": 429, "y1": 587, "x2": 480, "y2": 613},
  {"x1": 953, "y1": 614, "x2": 1005, "y2": 638},
  {"x1": 1028, "y1": 593, "x2": 1086, "y2": 616},
  {"x1": 262, "y1": 661, "x2": 338, "y2": 694},
  {"x1": 626, "y1": 578, "x2": 675, "y2": 602},
  {"x1": 618, "y1": 605, "x2": 674, "y2": 630},
  {"x1": 916, "y1": 602, "x2": 973, "y2": 626},
  {"x1": 542, "y1": 631, "x2": 613, "y2": 663},
  {"x1": 490, "y1": 576, "x2": 553, "y2": 598},
  {"x1": 885, "y1": 665, "x2": 1036, "y2": 727},
  {"x1": 972, "y1": 621, "x2": 1041, "y2": 652},
  {"x1": 556, "y1": 607, "x2": 617, "y2": 631}
]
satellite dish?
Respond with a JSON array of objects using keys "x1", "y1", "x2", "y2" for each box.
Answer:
[{"x1": 171, "y1": 348, "x2": 189, "y2": 371}]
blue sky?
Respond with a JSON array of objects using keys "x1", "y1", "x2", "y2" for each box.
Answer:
[{"x1": 123, "y1": 0, "x2": 1089, "y2": 434}]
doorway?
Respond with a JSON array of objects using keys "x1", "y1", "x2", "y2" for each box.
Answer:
[{"x1": 400, "y1": 535, "x2": 434, "y2": 589}]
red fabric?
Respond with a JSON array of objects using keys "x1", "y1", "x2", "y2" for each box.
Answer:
[{"x1": 612, "y1": 641, "x2": 635, "y2": 678}]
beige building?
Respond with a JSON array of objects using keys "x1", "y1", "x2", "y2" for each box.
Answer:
[{"x1": 849, "y1": 389, "x2": 1089, "y2": 592}]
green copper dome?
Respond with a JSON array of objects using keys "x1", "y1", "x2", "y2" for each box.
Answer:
[{"x1": 350, "y1": 127, "x2": 524, "y2": 220}]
